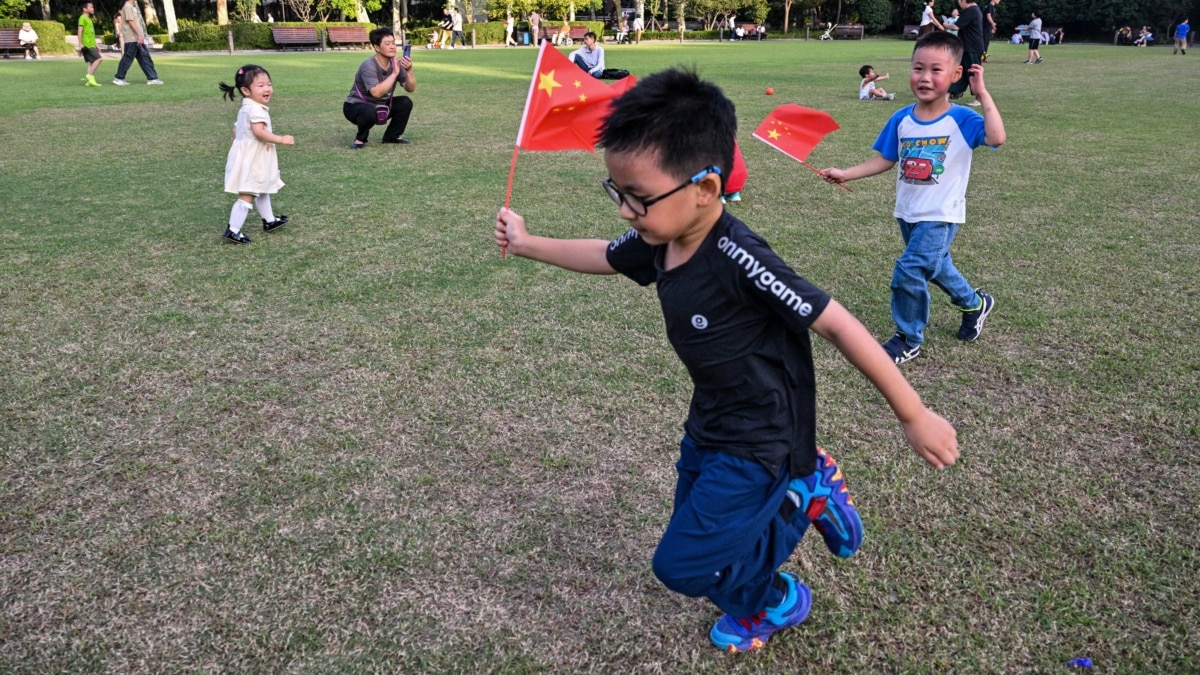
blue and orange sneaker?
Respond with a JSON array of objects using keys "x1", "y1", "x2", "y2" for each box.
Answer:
[
  {"x1": 785, "y1": 448, "x2": 863, "y2": 558},
  {"x1": 709, "y1": 572, "x2": 811, "y2": 653}
]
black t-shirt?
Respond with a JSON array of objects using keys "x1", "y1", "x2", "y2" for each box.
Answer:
[
  {"x1": 605, "y1": 211, "x2": 830, "y2": 477},
  {"x1": 956, "y1": 4, "x2": 985, "y2": 53},
  {"x1": 982, "y1": 2, "x2": 995, "y2": 31}
]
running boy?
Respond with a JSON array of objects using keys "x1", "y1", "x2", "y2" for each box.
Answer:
[
  {"x1": 821, "y1": 31, "x2": 1006, "y2": 365},
  {"x1": 495, "y1": 68, "x2": 959, "y2": 653}
]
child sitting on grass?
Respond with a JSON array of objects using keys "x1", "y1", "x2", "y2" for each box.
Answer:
[
  {"x1": 495, "y1": 67, "x2": 959, "y2": 654},
  {"x1": 858, "y1": 65, "x2": 895, "y2": 100}
]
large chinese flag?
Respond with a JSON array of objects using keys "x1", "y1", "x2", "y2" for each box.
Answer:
[
  {"x1": 515, "y1": 41, "x2": 636, "y2": 152},
  {"x1": 751, "y1": 104, "x2": 841, "y2": 162}
]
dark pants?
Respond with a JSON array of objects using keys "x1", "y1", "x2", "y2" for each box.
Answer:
[
  {"x1": 114, "y1": 42, "x2": 157, "y2": 80},
  {"x1": 651, "y1": 435, "x2": 809, "y2": 618},
  {"x1": 342, "y1": 98, "x2": 413, "y2": 144},
  {"x1": 949, "y1": 51, "x2": 982, "y2": 98}
]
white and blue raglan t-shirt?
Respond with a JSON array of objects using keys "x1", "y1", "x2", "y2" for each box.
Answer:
[{"x1": 873, "y1": 104, "x2": 989, "y2": 224}]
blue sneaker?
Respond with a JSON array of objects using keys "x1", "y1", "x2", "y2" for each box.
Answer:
[
  {"x1": 786, "y1": 448, "x2": 863, "y2": 558},
  {"x1": 709, "y1": 572, "x2": 811, "y2": 653}
]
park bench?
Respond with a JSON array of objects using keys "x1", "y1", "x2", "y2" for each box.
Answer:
[
  {"x1": 834, "y1": 24, "x2": 864, "y2": 39},
  {"x1": 0, "y1": 28, "x2": 26, "y2": 58},
  {"x1": 327, "y1": 25, "x2": 369, "y2": 49},
  {"x1": 902, "y1": 24, "x2": 920, "y2": 39},
  {"x1": 544, "y1": 25, "x2": 591, "y2": 45},
  {"x1": 271, "y1": 26, "x2": 322, "y2": 51}
]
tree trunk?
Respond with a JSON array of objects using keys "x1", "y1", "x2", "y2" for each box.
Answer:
[
  {"x1": 217, "y1": 0, "x2": 229, "y2": 26},
  {"x1": 162, "y1": 0, "x2": 178, "y2": 41},
  {"x1": 142, "y1": 0, "x2": 159, "y2": 25},
  {"x1": 39, "y1": 0, "x2": 50, "y2": 20},
  {"x1": 356, "y1": 1, "x2": 370, "y2": 23},
  {"x1": 783, "y1": 0, "x2": 791, "y2": 33}
]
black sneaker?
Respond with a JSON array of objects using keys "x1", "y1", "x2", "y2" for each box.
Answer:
[
  {"x1": 957, "y1": 291, "x2": 995, "y2": 341},
  {"x1": 381, "y1": 137, "x2": 411, "y2": 144},
  {"x1": 262, "y1": 215, "x2": 289, "y2": 232},
  {"x1": 223, "y1": 228, "x2": 252, "y2": 244},
  {"x1": 882, "y1": 333, "x2": 921, "y2": 365}
]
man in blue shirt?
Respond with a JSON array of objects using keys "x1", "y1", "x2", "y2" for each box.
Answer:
[{"x1": 1174, "y1": 18, "x2": 1190, "y2": 55}]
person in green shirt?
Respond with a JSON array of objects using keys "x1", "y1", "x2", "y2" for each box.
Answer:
[{"x1": 76, "y1": 1, "x2": 104, "y2": 87}]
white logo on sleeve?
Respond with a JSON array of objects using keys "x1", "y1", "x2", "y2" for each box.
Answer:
[{"x1": 691, "y1": 315, "x2": 709, "y2": 330}]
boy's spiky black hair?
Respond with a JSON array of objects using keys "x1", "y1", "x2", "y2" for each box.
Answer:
[
  {"x1": 598, "y1": 68, "x2": 735, "y2": 183},
  {"x1": 914, "y1": 30, "x2": 964, "y2": 62}
]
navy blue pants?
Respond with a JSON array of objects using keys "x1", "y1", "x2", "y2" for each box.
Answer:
[{"x1": 652, "y1": 435, "x2": 809, "y2": 618}]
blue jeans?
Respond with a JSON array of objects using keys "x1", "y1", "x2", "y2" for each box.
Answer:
[
  {"x1": 651, "y1": 435, "x2": 808, "y2": 618},
  {"x1": 114, "y1": 42, "x2": 158, "y2": 81},
  {"x1": 891, "y1": 219, "x2": 979, "y2": 347}
]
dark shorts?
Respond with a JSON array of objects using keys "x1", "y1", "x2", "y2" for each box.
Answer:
[
  {"x1": 1028, "y1": 38, "x2": 1041, "y2": 49},
  {"x1": 81, "y1": 46, "x2": 101, "y2": 63}
]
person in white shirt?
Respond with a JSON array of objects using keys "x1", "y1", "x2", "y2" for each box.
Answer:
[{"x1": 18, "y1": 22, "x2": 39, "y2": 60}]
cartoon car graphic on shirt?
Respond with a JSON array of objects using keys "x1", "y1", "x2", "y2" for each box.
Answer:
[{"x1": 902, "y1": 157, "x2": 934, "y2": 181}]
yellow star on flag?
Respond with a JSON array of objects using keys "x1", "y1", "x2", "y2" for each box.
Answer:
[
  {"x1": 768, "y1": 129, "x2": 780, "y2": 140},
  {"x1": 538, "y1": 70, "x2": 562, "y2": 97}
]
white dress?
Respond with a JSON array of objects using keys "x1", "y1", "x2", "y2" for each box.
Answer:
[{"x1": 224, "y1": 99, "x2": 283, "y2": 196}]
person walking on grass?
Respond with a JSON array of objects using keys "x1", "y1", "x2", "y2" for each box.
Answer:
[
  {"x1": 113, "y1": 0, "x2": 162, "y2": 85},
  {"x1": 918, "y1": 0, "x2": 944, "y2": 36},
  {"x1": 1024, "y1": 11, "x2": 1043, "y2": 63},
  {"x1": 219, "y1": 65, "x2": 293, "y2": 244},
  {"x1": 1174, "y1": 18, "x2": 1190, "y2": 55},
  {"x1": 947, "y1": 0, "x2": 984, "y2": 104},
  {"x1": 76, "y1": 2, "x2": 104, "y2": 86},
  {"x1": 495, "y1": 67, "x2": 960, "y2": 654},
  {"x1": 820, "y1": 31, "x2": 1006, "y2": 365}
]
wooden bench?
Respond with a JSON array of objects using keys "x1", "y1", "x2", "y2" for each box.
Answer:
[
  {"x1": 271, "y1": 26, "x2": 322, "y2": 51},
  {"x1": 902, "y1": 24, "x2": 920, "y2": 39},
  {"x1": 327, "y1": 25, "x2": 369, "y2": 49},
  {"x1": 544, "y1": 25, "x2": 591, "y2": 45},
  {"x1": 833, "y1": 24, "x2": 864, "y2": 39},
  {"x1": 0, "y1": 28, "x2": 26, "y2": 58}
]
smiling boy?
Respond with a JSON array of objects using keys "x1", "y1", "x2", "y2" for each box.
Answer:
[
  {"x1": 821, "y1": 31, "x2": 1006, "y2": 364},
  {"x1": 495, "y1": 68, "x2": 959, "y2": 653}
]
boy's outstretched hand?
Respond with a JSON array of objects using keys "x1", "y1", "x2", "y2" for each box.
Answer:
[{"x1": 902, "y1": 407, "x2": 959, "y2": 469}]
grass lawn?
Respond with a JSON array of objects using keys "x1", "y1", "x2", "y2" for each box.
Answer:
[{"x1": 1, "y1": 38, "x2": 1198, "y2": 671}]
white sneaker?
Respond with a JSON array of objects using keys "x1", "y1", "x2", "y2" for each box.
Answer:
[
  {"x1": 25, "y1": 55, "x2": 32, "y2": 60},
  {"x1": 886, "y1": 93, "x2": 896, "y2": 100},
  {"x1": 113, "y1": 78, "x2": 129, "y2": 86},
  {"x1": 449, "y1": 45, "x2": 455, "y2": 49},
  {"x1": 147, "y1": 79, "x2": 164, "y2": 85}
]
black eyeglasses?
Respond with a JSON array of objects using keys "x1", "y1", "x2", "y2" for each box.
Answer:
[{"x1": 602, "y1": 165, "x2": 722, "y2": 216}]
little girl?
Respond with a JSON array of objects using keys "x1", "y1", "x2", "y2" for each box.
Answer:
[{"x1": 219, "y1": 65, "x2": 294, "y2": 244}]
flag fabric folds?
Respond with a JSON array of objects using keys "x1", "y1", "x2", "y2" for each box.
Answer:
[
  {"x1": 515, "y1": 41, "x2": 636, "y2": 152},
  {"x1": 751, "y1": 104, "x2": 841, "y2": 162}
]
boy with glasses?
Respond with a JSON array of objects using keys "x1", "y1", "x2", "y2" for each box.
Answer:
[{"x1": 495, "y1": 68, "x2": 959, "y2": 653}]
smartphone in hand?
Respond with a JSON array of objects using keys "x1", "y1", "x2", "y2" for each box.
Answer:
[{"x1": 403, "y1": 43, "x2": 411, "y2": 59}]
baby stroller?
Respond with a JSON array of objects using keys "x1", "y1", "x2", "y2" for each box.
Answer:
[{"x1": 818, "y1": 23, "x2": 836, "y2": 40}]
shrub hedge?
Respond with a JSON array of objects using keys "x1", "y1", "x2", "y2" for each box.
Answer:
[{"x1": 0, "y1": 19, "x2": 72, "y2": 56}]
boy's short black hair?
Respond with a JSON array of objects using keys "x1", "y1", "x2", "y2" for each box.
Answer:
[
  {"x1": 914, "y1": 30, "x2": 964, "y2": 62},
  {"x1": 599, "y1": 68, "x2": 735, "y2": 183},
  {"x1": 584, "y1": 31, "x2": 597, "y2": 40},
  {"x1": 859, "y1": 64, "x2": 873, "y2": 77},
  {"x1": 369, "y1": 26, "x2": 394, "y2": 46}
]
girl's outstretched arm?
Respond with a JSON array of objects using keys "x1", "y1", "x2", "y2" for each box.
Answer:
[{"x1": 250, "y1": 122, "x2": 294, "y2": 146}]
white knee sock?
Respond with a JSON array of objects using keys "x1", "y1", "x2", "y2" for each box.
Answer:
[
  {"x1": 254, "y1": 194, "x2": 275, "y2": 223},
  {"x1": 228, "y1": 199, "x2": 252, "y2": 233}
]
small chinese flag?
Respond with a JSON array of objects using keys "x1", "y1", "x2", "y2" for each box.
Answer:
[
  {"x1": 515, "y1": 41, "x2": 636, "y2": 152},
  {"x1": 752, "y1": 104, "x2": 841, "y2": 162}
]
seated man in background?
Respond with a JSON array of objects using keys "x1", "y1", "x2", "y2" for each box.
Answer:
[{"x1": 569, "y1": 31, "x2": 605, "y2": 78}]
